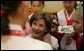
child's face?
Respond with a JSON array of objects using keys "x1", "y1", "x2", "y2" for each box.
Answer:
[
  {"x1": 63, "y1": 1, "x2": 75, "y2": 10},
  {"x1": 31, "y1": 19, "x2": 47, "y2": 37},
  {"x1": 73, "y1": 18, "x2": 83, "y2": 33},
  {"x1": 32, "y1": 1, "x2": 43, "y2": 13}
]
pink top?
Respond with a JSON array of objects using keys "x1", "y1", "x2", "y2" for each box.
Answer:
[{"x1": 24, "y1": 22, "x2": 32, "y2": 35}]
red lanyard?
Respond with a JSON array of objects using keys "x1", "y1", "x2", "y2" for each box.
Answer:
[{"x1": 64, "y1": 10, "x2": 74, "y2": 25}]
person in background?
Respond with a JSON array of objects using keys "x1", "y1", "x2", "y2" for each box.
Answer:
[
  {"x1": 1, "y1": 1, "x2": 53, "y2": 50},
  {"x1": 57, "y1": 1, "x2": 76, "y2": 26},
  {"x1": 50, "y1": 13, "x2": 59, "y2": 37},
  {"x1": 72, "y1": 8, "x2": 83, "y2": 50},
  {"x1": 57, "y1": 1, "x2": 77, "y2": 50},
  {"x1": 24, "y1": 1, "x2": 44, "y2": 35},
  {"x1": 31, "y1": 1, "x2": 44, "y2": 14},
  {"x1": 28, "y1": 11, "x2": 59, "y2": 50}
]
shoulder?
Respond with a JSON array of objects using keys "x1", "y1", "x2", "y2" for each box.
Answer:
[
  {"x1": 32, "y1": 38, "x2": 53, "y2": 50},
  {"x1": 50, "y1": 35, "x2": 59, "y2": 49},
  {"x1": 24, "y1": 37, "x2": 53, "y2": 50},
  {"x1": 26, "y1": 37, "x2": 53, "y2": 50},
  {"x1": 50, "y1": 35, "x2": 58, "y2": 43},
  {"x1": 57, "y1": 10, "x2": 64, "y2": 15},
  {"x1": 1, "y1": 36, "x2": 53, "y2": 50}
]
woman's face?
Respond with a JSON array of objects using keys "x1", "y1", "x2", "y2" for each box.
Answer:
[
  {"x1": 32, "y1": 1, "x2": 43, "y2": 13},
  {"x1": 63, "y1": 1, "x2": 75, "y2": 10},
  {"x1": 31, "y1": 19, "x2": 47, "y2": 37}
]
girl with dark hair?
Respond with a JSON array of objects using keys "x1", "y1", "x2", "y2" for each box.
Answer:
[{"x1": 1, "y1": 1, "x2": 52, "y2": 50}]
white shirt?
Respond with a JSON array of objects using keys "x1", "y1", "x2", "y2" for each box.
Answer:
[
  {"x1": 28, "y1": 34, "x2": 59, "y2": 50},
  {"x1": 79, "y1": 33, "x2": 83, "y2": 37},
  {"x1": 28, "y1": 13, "x2": 34, "y2": 20},
  {"x1": 1, "y1": 24, "x2": 53, "y2": 50},
  {"x1": 57, "y1": 9, "x2": 75, "y2": 26},
  {"x1": 50, "y1": 35, "x2": 59, "y2": 49},
  {"x1": 1, "y1": 36, "x2": 53, "y2": 50},
  {"x1": 57, "y1": 9, "x2": 67, "y2": 26}
]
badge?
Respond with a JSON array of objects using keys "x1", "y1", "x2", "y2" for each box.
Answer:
[{"x1": 58, "y1": 26, "x2": 74, "y2": 34}]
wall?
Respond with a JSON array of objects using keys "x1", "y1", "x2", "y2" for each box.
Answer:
[{"x1": 43, "y1": 1, "x2": 64, "y2": 13}]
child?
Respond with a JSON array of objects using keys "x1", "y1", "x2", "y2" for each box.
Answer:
[
  {"x1": 57, "y1": 6, "x2": 83, "y2": 50},
  {"x1": 57, "y1": 1, "x2": 77, "y2": 50}
]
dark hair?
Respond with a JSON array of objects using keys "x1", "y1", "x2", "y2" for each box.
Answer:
[
  {"x1": 31, "y1": 1, "x2": 44, "y2": 7},
  {"x1": 52, "y1": 12, "x2": 59, "y2": 25},
  {"x1": 74, "y1": 1, "x2": 77, "y2": 9},
  {"x1": 63, "y1": 1, "x2": 77, "y2": 9},
  {"x1": 1, "y1": 1, "x2": 21, "y2": 35},
  {"x1": 29, "y1": 11, "x2": 52, "y2": 34}
]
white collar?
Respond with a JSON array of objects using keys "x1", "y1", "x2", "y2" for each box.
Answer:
[
  {"x1": 79, "y1": 33, "x2": 83, "y2": 37},
  {"x1": 9, "y1": 24, "x2": 23, "y2": 31},
  {"x1": 29, "y1": 13, "x2": 34, "y2": 20}
]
